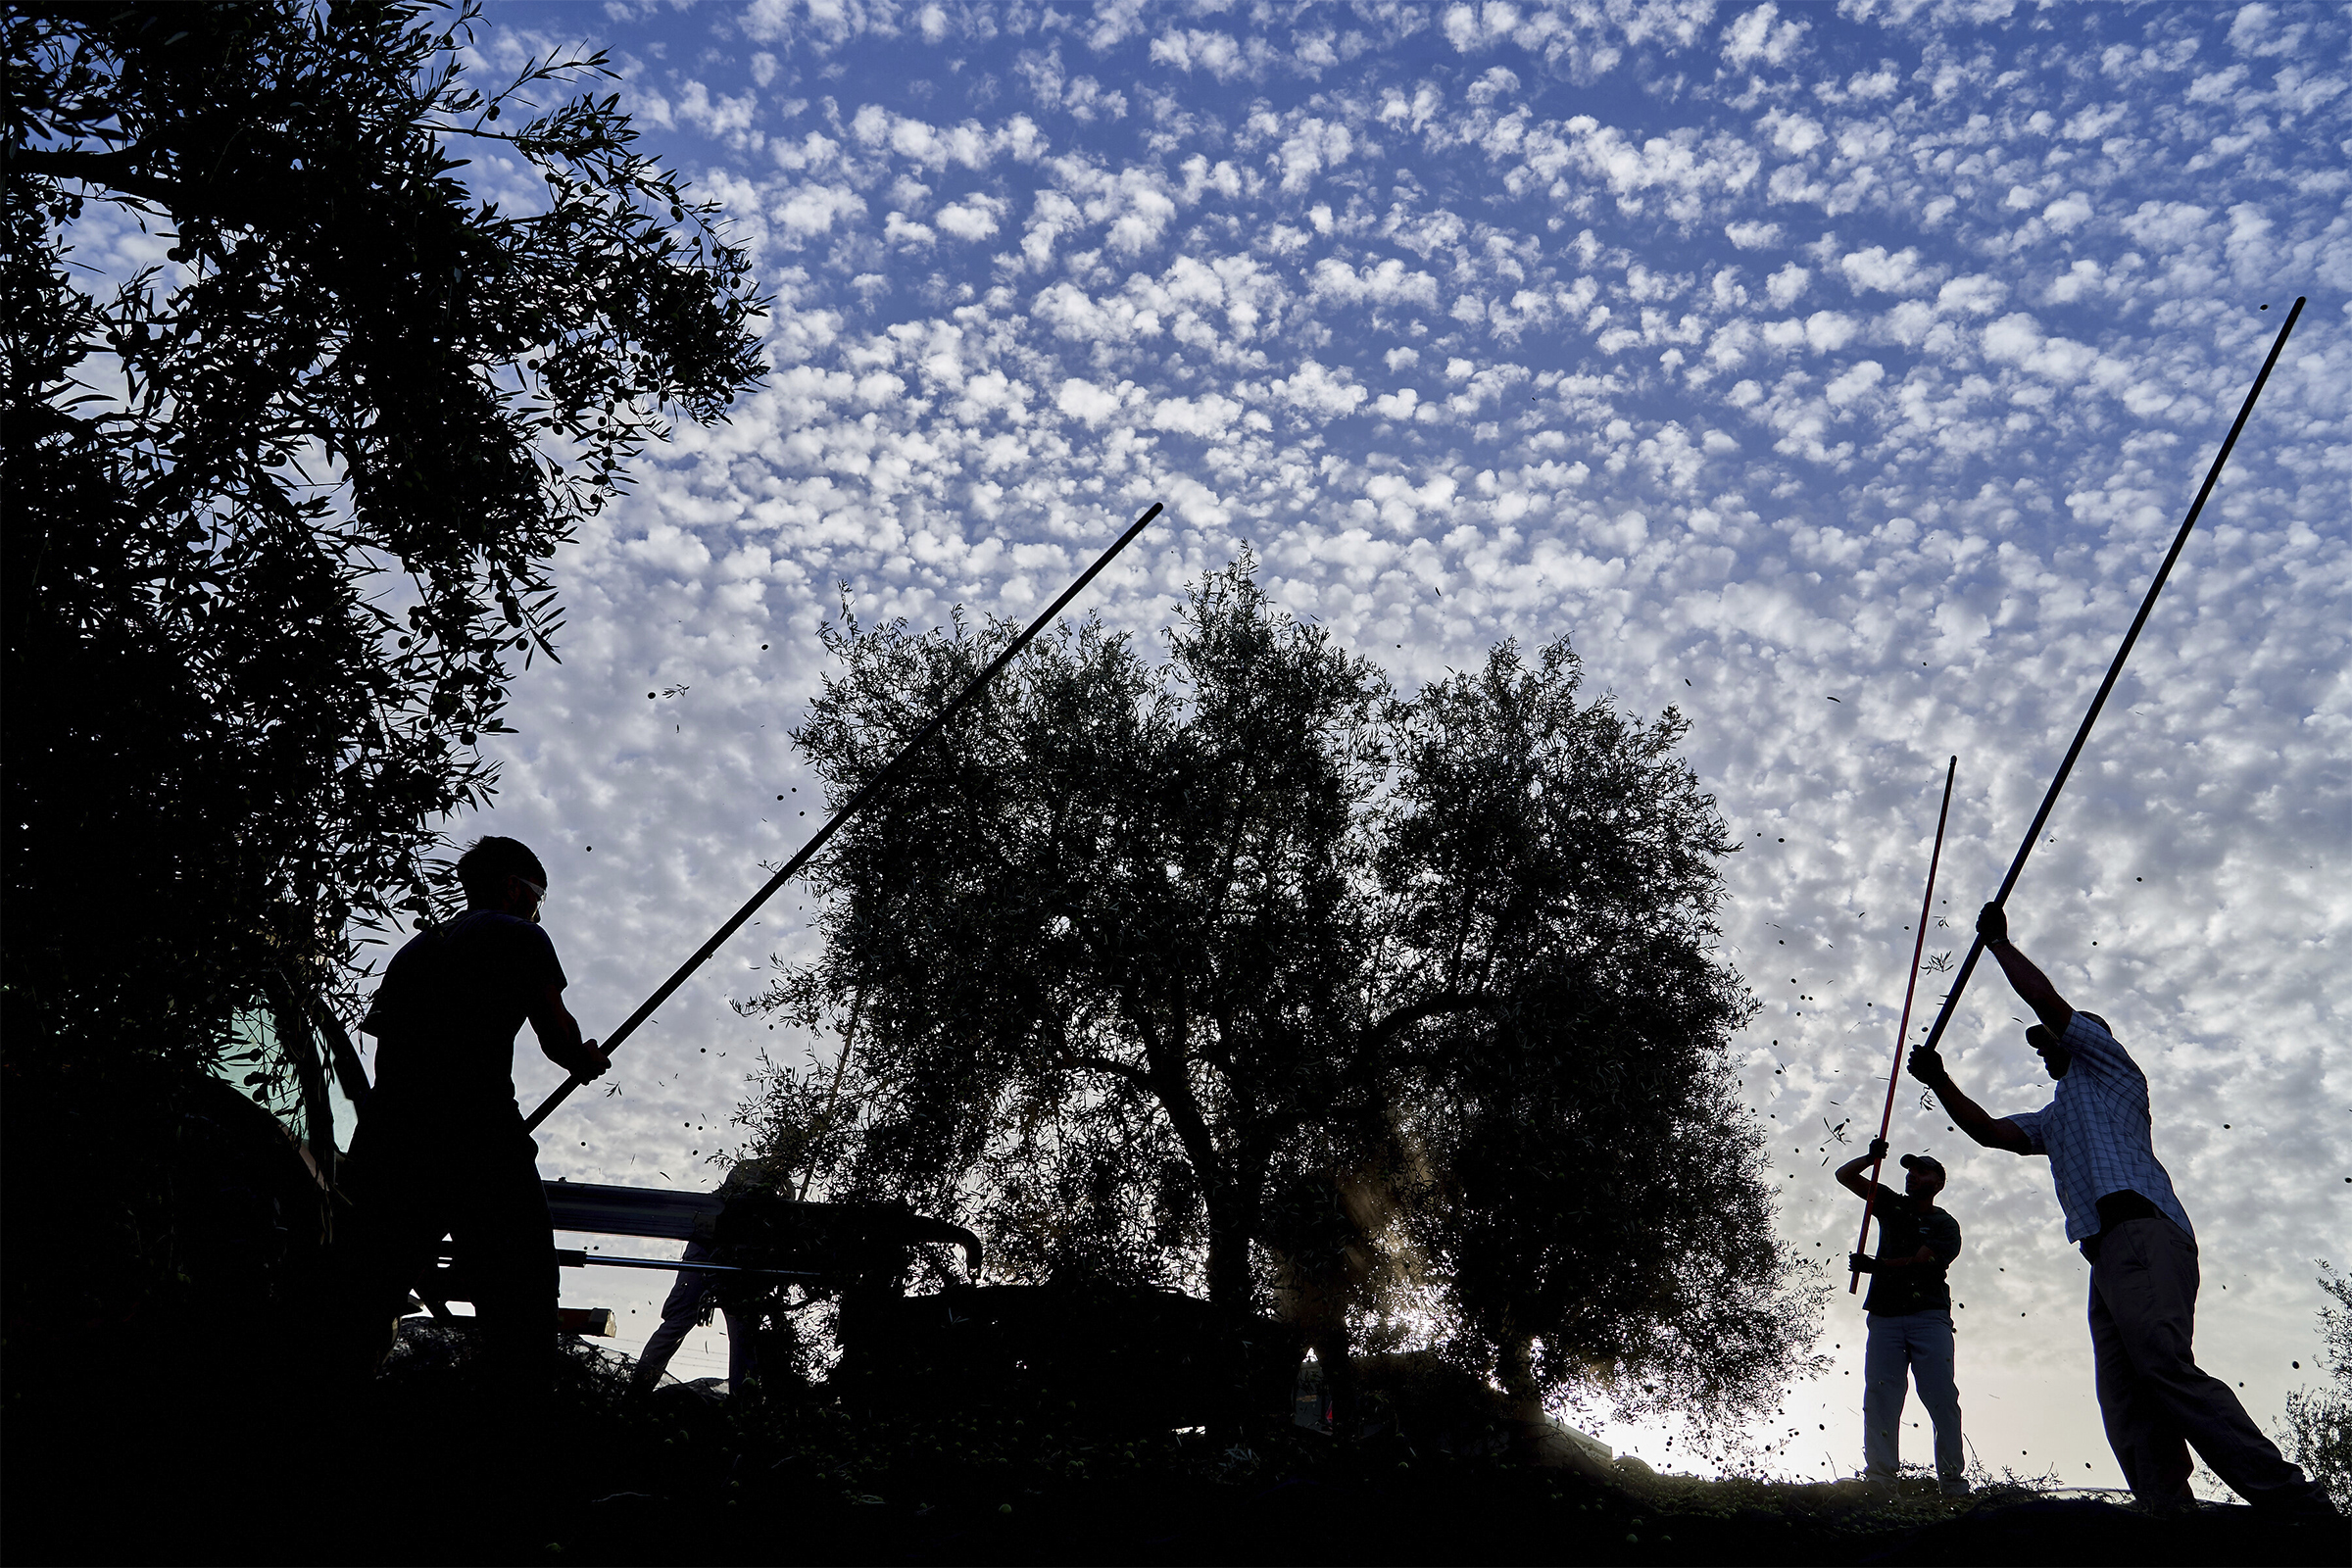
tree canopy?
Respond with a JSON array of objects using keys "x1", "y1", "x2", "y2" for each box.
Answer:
[
  {"x1": 3, "y1": 0, "x2": 763, "y2": 1326},
  {"x1": 742, "y1": 557, "x2": 1813, "y2": 1429}
]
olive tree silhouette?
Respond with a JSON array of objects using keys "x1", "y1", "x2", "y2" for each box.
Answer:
[
  {"x1": 742, "y1": 557, "x2": 1811, "y2": 1434},
  {"x1": 3, "y1": 0, "x2": 765, "y2": 1337},
  {"x1": 2281, "y1": 1263, "x2": 2351, "y2": 1511}
]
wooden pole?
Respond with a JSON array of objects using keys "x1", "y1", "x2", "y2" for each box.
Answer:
[
  {"x1": 1912, "y1": 298, "x2": 2305, "y2": 1062},
  {"x1": 1850, "y1": 756, "x2": 1957, "y2": 1294},
  {"x1": 524, "y1": 501, "x2": 1165, "y2": 1135}
]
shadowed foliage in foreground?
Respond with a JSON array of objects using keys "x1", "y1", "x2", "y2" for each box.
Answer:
[
  {"x1": 4, "y1": 1328, "x2": 2339, "y2": 1567},
  {"x1": 3, "y1": 0, "x2": 761, "y2": 1346}
]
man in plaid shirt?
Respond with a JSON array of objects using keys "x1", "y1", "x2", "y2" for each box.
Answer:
[{"x1": 1907, "y1": 904, "x2": 2335, "y2": 1517}]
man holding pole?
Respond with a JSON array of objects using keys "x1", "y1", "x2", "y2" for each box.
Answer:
[
  {"x1": 1908, "y1": 904, "x2": 2336, "y2": 1517},
  {"x1": 332, "y1": 837, "x2": 611, "y2": 1399},
  {"x1": 1836, "y1": 1139, "x2": 1967, "y2": 1494}
]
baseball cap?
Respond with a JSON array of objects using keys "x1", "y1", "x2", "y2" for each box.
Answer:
[{"x1": 1900, "y1": 1153, "x2": 1946, "y2": 1179}]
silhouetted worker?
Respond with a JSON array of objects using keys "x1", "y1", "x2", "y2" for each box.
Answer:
[
  {"x1": 629, "y1": 1155, "x2": 789, "y2": 1395},
  {"x1": 1836, "y1": 1139, "x2": 1967, "y2": 1495},
  {"x1": 337, "y1": 836, "x2": 609, "y2": 1397},
  {"x1": 1909, "y1": 904, "x2": 2336, "y2": 1517}
]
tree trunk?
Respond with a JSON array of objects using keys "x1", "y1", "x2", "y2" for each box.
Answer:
[
  {"x1": 1204, "y1": 1210, "x2": 1253, "y2": 1314},
  {"x1": 1497, "y1": 1331, "x2": 1544, "y2": 1429},
  {"x1": 1497, "y1": 1332, "x2": 1611, "y2": 1476}
]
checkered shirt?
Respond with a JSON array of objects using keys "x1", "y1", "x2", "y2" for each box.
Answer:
[{"x1": 2003, "y1": 1011, "x2": 2195, "y2": 1244}]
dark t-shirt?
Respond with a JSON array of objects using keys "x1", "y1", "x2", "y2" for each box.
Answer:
[
  {"x1": 361, "y1": 909, "x2": 566, "y2": 1129},
  {"x1": 1863, "y1": 1183, "x2": 1963, "y2": 1317}
]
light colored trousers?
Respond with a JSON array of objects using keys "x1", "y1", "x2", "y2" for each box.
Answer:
[
  {"x1": 2087, "y1": 1216, "x2": 2330, "y2": 1512},
  {"x1": 631, "y1": 1239, "x2": 759, "y2": 1391},
  {"x1": 1863, "y1": 1309, "x2": 1964, "y2": 1482}
]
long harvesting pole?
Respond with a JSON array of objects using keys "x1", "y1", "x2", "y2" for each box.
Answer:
[
  {"x1": 555, "y1": 1250, "x2": 818, "y2": 1281},
  {"x1": 1910, "y1": 298, "x2": 2305, "y2": 1063},
  {"x1": 1850, "y1": 756, "x2": 1957, "y2": 1295},
  {"x1": 524, "y1": 501, "x2": 1166, "y2": 1135}
]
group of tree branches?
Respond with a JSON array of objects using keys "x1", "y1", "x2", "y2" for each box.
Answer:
[
  {"x1": 739, "y1": 561, "x2": 1818, "y2": 1434},
  {"x1": 2, "y1": 0, "x2": 762, "y2": 1333},
  {"x1": 2282, "y1": 1263, "x2": 2352, "y2": 1511}
]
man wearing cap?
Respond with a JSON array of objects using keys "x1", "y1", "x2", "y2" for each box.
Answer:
[
  {"x1": 1836, "y1": 1139, "x2": 1967, "y2": 1494},
  {"x1": 1907, "y1": 904, "x2": 2336, "y2": 1517},
  {"x1": 333, "y1": 835, "x2": 611, "y2": 1397}
]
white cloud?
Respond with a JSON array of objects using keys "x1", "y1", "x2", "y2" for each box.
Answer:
[
  {"x1": 1935, "y1": 274, "x2": 2009, "y2": 316},
  {"x1": 1980, "y1": 313, "x2": 2112, "y2": 385},
  {"x1": 1801, "y1": 310, "x2": 1858, "y2": 352},
  {"x1": 1150, "y1": 28, "x2": 1249, "y2": 80},
  {"x1": 1030, "y1": 280, "x2": 1166, "y2": 344},
  {"x1": 771, "y1": 181, "x2": 866, "y2": 240},
  {"x1": 1760, "y1": 108, "x2": 1826, "y2": 156},
  {"x1": 2120, "y1": 200, "x2": 2215, "y2": 249},
  {"x1": 1269, "y1": 115, "x2": 1357, "y2": 193},
  {"x1": 1308, "y1": 257, "x2": 1442, "y2": 309},
  {"x1": 935, "y1": 194, "x2": 1006, "y2": 241},
  {"x1": 1823, "y1": 359, "x2": 1885, "y2": 406},
  {"x1": 1149, "y1": 392, "x2": 1246, "y2": 438},
  {"x1": 676, "y1": 80, "x2": 760, "y2": 141},
  {"x1": 847, "y1": 105, "x2": 1040, "y2": 171},
  {"x1": 2041, "y1": 191, "x2": 2093, "y2": 233},
  {"x1": 1838, "y1": 245, "x2": 1934, "y2": 294},
  {"x1": 1086, "y1": 0, "x2": 1150, "y2": 52},
  {"x1": 1054, "y1": 375, "x2": 1125, "y2": 424},
  {"x1": 1017, "y1": 46, "x2": 1130, "y2": 122},
  {"x1": 1054, "y1": 161, "x2": 1179, "y2": 254},
  {"x1": 2228, "y1": 2, "x2": 2307, "y2": 58},
  {"x1": 1557, "y1": 118, "x2": 1764, "y2": 221},
  {"x1": 2062, "y1": 103, "x2": 2128, "y2": 140},
  {"x1": 741, "y1": 0, "x2": 900, "y2": 47},
  {"x1": 1378, "y1": 83, "x2": 1446, "y2": 133},
  {"x1": 1270, "y1": 359, "x2": 1369, "y2": 418},
  {"x1": 1721, "y1": 2, "x2": 1808, "y2": 68},
  {"x1": 1177, "y1": 155, "x2": 1249, "y2": 203}
]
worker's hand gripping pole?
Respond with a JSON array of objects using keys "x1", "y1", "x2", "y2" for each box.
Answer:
[
  {"x1": 1909, "y1": 298, "x2": 2305, "y2": 1066},
  {"x1": 1851, "y1": 756, "x2": 1957, "y2": 1295},
  {"x1": 524, "y1": 501, "x2": 1167, "y2": 1136}
]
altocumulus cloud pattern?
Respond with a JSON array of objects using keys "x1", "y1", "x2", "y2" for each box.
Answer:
[{"x1": 425, "y1": 0, "x2": 2346, "y2": 1476}]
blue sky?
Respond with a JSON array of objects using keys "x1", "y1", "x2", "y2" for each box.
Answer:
[{"x1": 362, "y1": 0, "x2": 2352, "y2": 1484}]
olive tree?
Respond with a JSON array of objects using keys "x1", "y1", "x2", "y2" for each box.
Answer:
[
  {"x1": 2281, "y1": 1263, "x2": 2351, "y2": 1511},
  {"x1": 743, "y1": 558, "x2": 1812, "y2": 1430},
  {"x1": 3, "y1": 0, "x2": 763, "y2": 1330}
]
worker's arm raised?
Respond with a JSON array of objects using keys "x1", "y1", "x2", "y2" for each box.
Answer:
[
  {"x1": 1908, "y1": 1046, "x2": 2033, "y2": 1155},
  {"x1": 1834, "y1": 1138, "x2": 1889, "y2": 1200},
  {"x1": 1976, "y1": 904, "x2": 2074, "y2": 1036},
  {"x1": 528, "y1": 983, "x2": 610, "y2": 1081}
]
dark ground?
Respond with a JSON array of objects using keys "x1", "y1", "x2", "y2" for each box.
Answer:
[{"x1": 4, "y1": 1328, "x2": 2341, "y2": 1566}]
